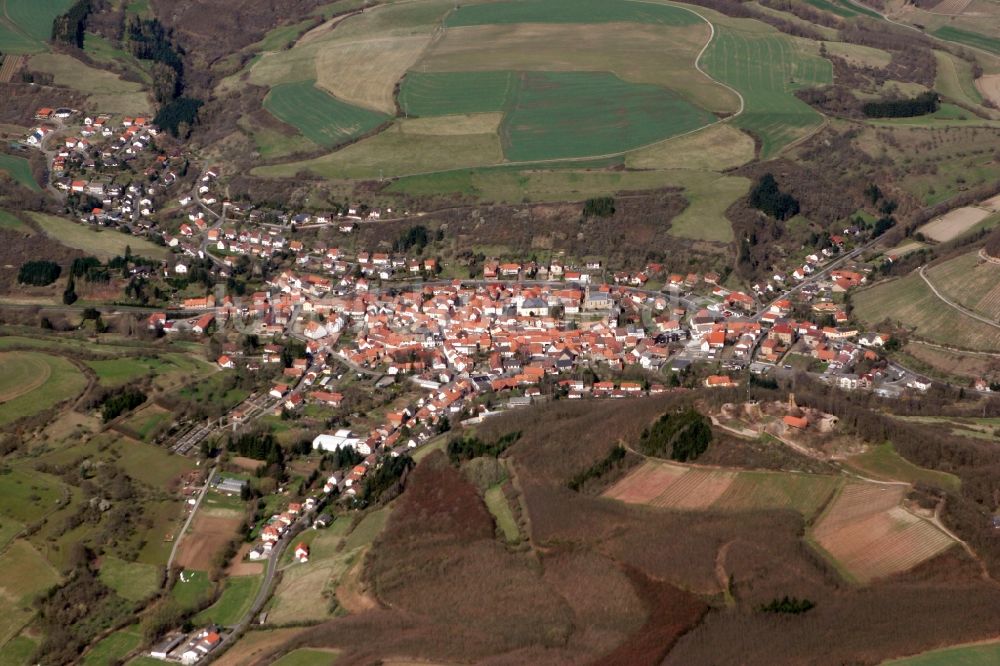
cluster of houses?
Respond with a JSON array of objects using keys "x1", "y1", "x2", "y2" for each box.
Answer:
[{"x1": 149, "y1": 626, "x2": 222, "y2": 664}]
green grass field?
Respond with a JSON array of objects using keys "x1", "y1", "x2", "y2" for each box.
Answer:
[
  {"x1": 933, "y1": 26, "x2": 1000, "y2": 56},
  {"x1": 82, "y1": 625, "x2": 142, "y2": 666},
  {"x1": 263, "y1": 80, "x2": 389, "y2": 148},
  {"x1": 501, "y1": 71, "x2": 716, "y2": 161},
  {"x1": 0, "y1": 635, "x2": 37, "y2": 666},
  {"x1": 934, "y1": 51, "x2": 984, "y2": 108},
  {"x1": 0, "y1": 210, "x2": 32, "y2": 234},
  {"x1": 0, "y1": 352, "x2": 88, "y2": 426},
  {"x1": 120, "y1": 405, "x2": 172, "y2": 442},
  {"x1": 852, "y1": 272, "x2": 1000, "y2": 351},
  {"x1": 27, "y1": 212, "x2": 168, "y2": 260},
  {"x1": 86, "y1": 356, "x2": 170, "y2": 386},
  {"x1": 0, "y1": 540, "x2": 61, "y2": 646},
  {"x1": 99, "y1": 556, "x2": 161, "y2": 601},
  {"x1": 172, "y1": 569, "x2": 214, "y2": 609},
  {"x1": 400, "y1": 71, "x2": 514, "y2": 116},
  {"x1": 0, "y1": 467, "x2": 62, "y2": 524},
  {"x1": 886, "y1": 641, "x2": 1000, "y2": 665},
  {"x1": 701, "y1": 22, "x2": 832, "y2": 157},
  {"x1": 0, "y1": 154, "x2": 40, "y2": 191},
  {"x1": 484, "y1": 484, "x2": 520, "y2": 542},
  {"x1": 271, "y1": 649, "x2": 340, "y2": 666},
  {"x1": 194, "y1": 574, "x2": 261, "y2": 626},
  {"x1": 845, "y1": 443, "x2": 960, "y2": 492},
  {"x1": 714, "y1": 471, "x2": 841, "y2": 518},
  {"x1": 0, "y1": 0, "x2": 75, "y2": 54},
  {"x1": 800, "y1": 0, "x2": 859, "y2": 18},
  {"x1": 445, "y1": 0, "x2": 700, "y2": 27}
]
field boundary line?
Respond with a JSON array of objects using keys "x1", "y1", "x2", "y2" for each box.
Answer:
[
  {"x1": 918, "y1": 264, "x2": 1000, "y2": 330},
  {"x1": 264, "y1": 1, "x2": 748, "y2": 179}
]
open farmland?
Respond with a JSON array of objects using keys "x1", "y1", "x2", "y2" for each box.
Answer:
[
  {"x1": 98, "y1": 556, "x2": 160, "y2": 601},
  {"x1": 933, "y1": 26, "x2": 1000, "y2": 55},
  {"x1": 399, "y1": 71, "x2": 515, "y2": 116},
  {"x1": 810, "y1": 483, "x2": 955, "y2": 583},
  {"x1": 700, "y1": 20, "x2": 832, "y2": 157},
  {"x1": 925, "y1": 251, "x2": 1000, "y2": 321},
  {"x1": 263, "y1": 81, "x2": 389, "y2": 149},
  {"x1": 174, "y1": 511, "x2": 243, "y2": 571},
  {"x1": 0, "y1": 540, "x2": 60, "y2": 646},
  {"x1": 0, "y1": 154, "x2": 38, "y2": 191},
  {"x1": 82, "y1": 625, "x2": 142, "y2": 666},
  {"x1": 918, "y1": 206, "x2": 992, "y2": 241},
  {"x1": 934, "y1": 51, "x2": 985, "y2": 109},
  {"x1": 852, "y1": 272, "x2": 1000, "y2": 350},
  {"x1": 0, "y1": 352, "x2": 87, "y2": 426},
  {"x1": 604, "y1": 459, "x2": 839, "y2": 517},
  {"x1": 194, "y1": 574, "x2": 261, "y2": 626},
  {"x1": 0, "y1": 0, "x2": 75, "y2": 54},
  {"x1": 27, "y1": 212, "x2": 167, "y2": 260},
  {"x1": 846, "y1": 443, "x2": 961, "y2": 492},
  {"x1": 445, "y1": 0, "x2": 702, "y2": 26},
  {"x1": 888, "y1": 640, "x2": 1000, "y2": 665},
  {"x1": 625, "y1": 123, "x2": 754, "y2": 171},
  {"x1": 26, "y1": 53, "x2": 150, "y2": 115},
  {"x1": 501, "y1": 71, "x2": 716, "y2": 161}
]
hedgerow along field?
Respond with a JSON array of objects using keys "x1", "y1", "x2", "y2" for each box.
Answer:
[
  {"x1": 700, "y1": 21, "x2": 832, "y2": 157},
  {"x1": 0, "y1": 0, "x2": 75, "y2": 54},
  {"x1": 263, "y1": 80, "x2": 389, "y2": 148}
]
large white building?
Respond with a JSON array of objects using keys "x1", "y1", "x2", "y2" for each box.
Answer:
[{"x1": 312, "y1": 429, "x2": 369, "y2": 454}]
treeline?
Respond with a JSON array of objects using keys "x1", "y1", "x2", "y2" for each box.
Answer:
[
  {"x1": 360, "y1": 455, "x2": 414, "y2": 504},
  {"x1": 447, "y1": 431, "x2": 521, "y2": 463},
  {"x1": 230, "y1": 430, "x2": 284, "y2": 466},
  {"x1": 33, "y1": 546, "x2": 135, "y2": 665},
  {"x1": 639, "y1": 408, "x2": 712, "y2": 462},
  {"x1": 567, "y1": 444, "x2": 627, "y2": 492},
  {"x1": 749, "y1": 173, "x2": 800, "y2": 221},
  {"x1": 101, "y1": 387, "x2": 146, "y2": 421},
  {"x1": 51, "y1": 0, "x2": 92, "y2": 48},
  {"x1": 583, "y1": 197, "x2": 615, "y2": 218},
  {"x1": 18, "y1": 260, "x2": 61, "y2": 286},
  {"x1": 863, "y1": 92, "x2": 939, "y2": 118}
]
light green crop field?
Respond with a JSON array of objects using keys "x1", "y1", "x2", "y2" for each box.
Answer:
[
  {"x1": 934, "y1": 51, "x2": 984, "y2": 108},
  {"x1": 0, "y1": 540, "x2": 60, "y2": 646},
  {"x1": 484, "y1": 484, "x2": 520, "y2": 542},
  {"x1": 0, "y1": 210, "x2": 30, "y2": 233},
  {"x1": 0, "y1": 0, "x2": 75, "y2": 54},
  {"x1": 713, "y1": 470, "x2": 841, "y2": 518},
  {"x1": 0, "y1": 154, "x2": 39, "y2": 191},
  {"x1": 701, "y1": 21, "x2": 832, "y2": 157},
  {"x1": 933, "y1": 26, "x2": 1000, "y2": 56},
  {"x1": 98, "y1": 557, "x2": 161, "y2": 601},
  {"x1": 845, "y1": 443, "x2": 960, "y2": 493},
  {"x1": 445, "y1": 0, "x2": 701, "y2": 26},
  {"x1": 0, "y1": 352, "x2": 88, "y2": 426},
  {"x1": 82, "y1": 625, "x2": 142, "y2": 666},
  {"x1": 852, "y1": 272, "x2": 1000, "y2": 351},
  {"x1": 263, "y1": 81, "x2": 389, "y2": 148},
  {"x1": 271, "y1": 649, "x2": 340, "y2": 666},
  {"x1": 27, "y1": 212, "x2": 168, "y2": 260},
  {"x1": 501, "y1": 71, "x2": 716, "y2": 161},
  {"x1": 194, "y1": 574, "x2": 262, "y2": 626},
  {"x1": 0, "y1": 467, "x2": 63, "y2": 524},
  {"x1": 886, "y1": 641, "x2": 1000, "y2": 665}
]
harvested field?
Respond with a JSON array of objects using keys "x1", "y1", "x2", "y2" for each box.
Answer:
[
  {"x1": 932, "y1": 0, "x2": 973, "y2": 14},
  {"x1": 811, "y1": 483, "x2": 955, "y2": 583},
  {"x1": 173, "y1": 512, "x2": 243, "y2": 571},
  {"x1": 648, "y1": 468, "x2": 736, "y2": 509},
  {"x1": 316, "y1": 34, "x2": 433, "y2": 114},
  {"x1": 605, "y1": 460, "x2": 837, "y2": 517},
  {"x1": 214, "y1": 628, "x2": 309, "y2": 666},
  {"x1": 976, "y1": 74, "x2": 1000, "y2": 108},
  {"x1": 918, "y1": 206, "x2": 991, "y2": 241},
  {"x1": 625, "y1": 123, "x2": 755, "y2": 171},
  {"x1": 603, "y1": 460, "x2": 687, "y2": 504}
]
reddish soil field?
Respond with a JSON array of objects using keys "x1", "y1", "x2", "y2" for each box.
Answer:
[
  {"x1": 603, "y1": 461, "x2": 686, "y2": 503},
  {"x1": 649, "y1": 469, "x2": 735, "y2": 510},
  {"x1": 174, "y1": 513, "x2": 243, "y2": 570}
]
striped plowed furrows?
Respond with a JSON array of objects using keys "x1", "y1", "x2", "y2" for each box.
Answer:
[
  {"x1": 932, "y1": 0, "x2": 972, "y2": 15},
  {"x1": 649, "y1": 469, "x2": 736, "y2": 510},
  {"x1": 603, "y1": 461, "x2": 687, "y2": 504},
  {"x1": 814, "y1": 482, "x2": 906, "y2": 533},
  {"x1": 0, "y1": 55, "x2": 23, "y2": 83}
]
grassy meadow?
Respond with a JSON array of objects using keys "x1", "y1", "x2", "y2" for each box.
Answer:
[{"x1": 0, "y1": 154, "x2": 39, "y2": 191}]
